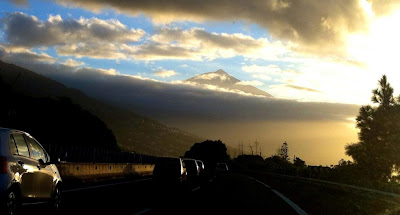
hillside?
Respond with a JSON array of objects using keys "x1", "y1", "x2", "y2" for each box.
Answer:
[
  {"x1": 0, "y1": 61, "x2": 203, "y2": 157},
  {"x1": 0, "y1": 77, "x2": 118, "y2": 152}
]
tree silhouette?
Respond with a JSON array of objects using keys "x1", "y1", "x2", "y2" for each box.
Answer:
[
  {"x1": 346, "y1": 75, "x2": 400, "y2": 182},
  {"x1": 371, "y1": 75, "x2": 395, "y2": 108},
  {"x1": 293, "y1": 157, "x2": 306, "y2": 167},
  {"x1": 184, "y1": 140, "x2": 230, "y2": 169},
  {"x1": 276, "y1": 141, "x2": 289, "y2": 162}
]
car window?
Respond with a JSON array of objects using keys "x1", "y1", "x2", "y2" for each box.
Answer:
[
  {"x1": 25, "y1": 135, "x2": 47, "y2": 162},
  {"x1": 12, "y1": 133, "x2": 30, "y2": 157},
  {"x1": 9, "y1": 135, "x2": 18, "y2": 155}
]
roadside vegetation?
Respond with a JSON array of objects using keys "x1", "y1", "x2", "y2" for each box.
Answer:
[{"x1": 232, "y1": 75, "x2": 400, "y2": 195}]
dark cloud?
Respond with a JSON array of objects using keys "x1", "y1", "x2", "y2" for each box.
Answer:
[
  {"x1": 0, "y1": 46, "x2": 56, "y2": 65},
  {"x1": 38, "y1": 68, "x2": 359, "y2": 123},
  {"x1": 57, "y1": 43, "x2": 127, "y2": 59},
  {"x1": 1, "y1": 12, "x2": 145, "y2": 48},
  {"x1": 153, "y1": 28, "x2": 263, "y2": 51},
  {"x1": 0, "y1": 46, "x2": 358, "y2": 123},
  {"x1": 54, "y1": 0, "x2": 371, "y2": 55},
  {"x1": 0, "y1": 45, "x2": 113, "y2": 77},
  {"x1": 7, "y1": 0, "x2": 28, "y2": 5},
  {"x1": 286, "y1": 85, "x2": 322, "y2": 93},
  {"x1": 2, "y1": 12, "x2": 276, "y2": 60},
  {"x1": 127, "y1": 43, "x2": 199, "y2": 60}
]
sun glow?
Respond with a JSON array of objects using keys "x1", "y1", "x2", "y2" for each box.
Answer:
[{"x1": 347, "y1": 9, "x2": 400, "y2": 97}]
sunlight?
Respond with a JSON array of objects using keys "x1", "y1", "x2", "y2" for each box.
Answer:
[{"x1": 347, "y1": 9, "x2": 400, "y2": 97}]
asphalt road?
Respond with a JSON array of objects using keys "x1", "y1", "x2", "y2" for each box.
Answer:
[{"x1": 20, "y1": 173, "x2": 304, "y2": 215}]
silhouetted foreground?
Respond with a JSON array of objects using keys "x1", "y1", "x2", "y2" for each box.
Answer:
[{"x1": 16, "y1": 173, "x2": 300, "y2": 215}]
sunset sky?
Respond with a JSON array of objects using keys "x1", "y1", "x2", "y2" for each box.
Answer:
[{"x1": 2, "y1": 0, "x2": 400, "y2": 165}]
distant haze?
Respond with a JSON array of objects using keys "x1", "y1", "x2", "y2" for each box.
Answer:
[{"x1": 12, "y1": 63, "x2": 359, "y2": 166}]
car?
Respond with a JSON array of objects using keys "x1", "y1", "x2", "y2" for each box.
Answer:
[
  {"x1": 196, "y1": 160, "x2": 204, "y2": 173},
  {"x1": 216, "y1": 163, "x2": 229, "y2": 172},
  {"x1": 182, "y1": 159, "x2": 200, "y2": 184},
  {"x1": 153, "y1": 157, "x2": 187, "y2": 186},
  {"x1": 0, "y1": 128, "x2": 62, "y2": 215}
]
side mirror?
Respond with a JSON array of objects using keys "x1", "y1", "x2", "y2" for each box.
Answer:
[{"x1": 38, "y1": 159, "x2": 46, "y2": 166}]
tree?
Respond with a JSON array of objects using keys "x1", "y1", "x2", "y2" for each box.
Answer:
[
  {"x1": 337, "y1": 159, "x2": 352, "y2": 167},
  {"x1": 184, "y1": 140, "x2": 230, "y2": 168},
  {"x1": 276, "y1": 141, "x2": 289, "y2": 162},
  {"x1": 346, "y1": 75, "x2": 400, "y2": 182},
  {"x1": 293, "y1": 157, "x2": 306, "y2": 167}
]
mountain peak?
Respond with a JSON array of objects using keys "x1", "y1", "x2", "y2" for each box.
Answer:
[
  {"x1": 215, "y1": 69, "x2": 228, "y2": 74},
  {"x1": 185, "y1": 69, "x2": 273, "y2": 97}
]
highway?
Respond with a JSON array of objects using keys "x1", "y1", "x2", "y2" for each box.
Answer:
[{"x1": 19, "y1": 173, "x2": 305, "y2": 215}]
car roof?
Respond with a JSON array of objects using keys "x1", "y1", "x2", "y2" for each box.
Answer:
[
  {"x1": 157, "y1": 157, "x2": 181, "y2": 161},
  {"x1": 0, "y1": 127, "x2": 24, "y2": 134}
]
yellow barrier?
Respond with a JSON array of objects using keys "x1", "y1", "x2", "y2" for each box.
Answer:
[{"x1": 56, "y1": 163, "x2": 154, "y2": 179}]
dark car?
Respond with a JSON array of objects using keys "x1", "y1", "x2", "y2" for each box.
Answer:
[
  {"x1": 153, "y1": 157, "x2": 187, "y2": 186},
  {"x1": 182, "y1": 159, "x2": 200, "y2": 185},
  {"x1": 216, "y1": 163, "x2": 229, "y2": 172},
  {"x1": 0, "y1": 128, "x2": 62, "y2": 215},
  {"x1": 196, "y1": 160, "x2": 204, "y2": 173}
]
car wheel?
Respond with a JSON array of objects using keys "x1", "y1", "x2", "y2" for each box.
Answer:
[
  {"x1": 51, "y1": 186, "x2": 62, "y2": 214},
  {"x1": 5, "y1": 190, "x2": 19, "y2": 215}
]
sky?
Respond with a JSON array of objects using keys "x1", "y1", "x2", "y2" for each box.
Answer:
[{"x1": 2, "y1": 0, "x2": 400, "y2": 165}]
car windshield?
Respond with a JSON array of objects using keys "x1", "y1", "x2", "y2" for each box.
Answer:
[{"x1": 1, "y1": 1, "x2": 400, "y2": 214}]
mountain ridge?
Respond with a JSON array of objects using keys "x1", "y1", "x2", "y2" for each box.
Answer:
[{"x1": 0, "y1": 60, "x2": 203, "y2": 157}]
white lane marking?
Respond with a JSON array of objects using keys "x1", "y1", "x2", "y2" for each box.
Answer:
[
  {"x1": 271, "y1": 189, "x2": 308, "y2": 215},
  {"x1": 253, "y1": 178, "x2": 271, "y2": 189},
  {"x1": 63, "y1": 178, "x2": 152, "y2": 193},
  {"x1": 131, "y1": 208, "x2": 152, "y2": 215},
  {"x1": 192, "y1": 186, "x2": 201, "y2": 192},
  {"x1": 247, "y1": 176, "x2": 307, "y2": 215}
]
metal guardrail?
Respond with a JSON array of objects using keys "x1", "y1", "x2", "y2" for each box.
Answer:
[
  {"x1": 46, "y1": 144, "x2": 157, "y2": 164},
  {"x1": 56, "y1": 163, "x2": 154, "y2": 179}
]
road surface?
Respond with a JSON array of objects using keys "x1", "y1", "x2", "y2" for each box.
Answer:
[{"x1": 20, "y1": 173, "x2": 304, "y2": 215}]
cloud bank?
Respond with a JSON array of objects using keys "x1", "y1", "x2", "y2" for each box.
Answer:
[
  {"x1": 53, "y1": 0, "x2": 375, "y2": 56},
  {"x1": 2, "y1": 12, "x2": 145, "y2": 47},
  {"x1": 1, "y1": 12, "x2": 289, "y2": 61}
]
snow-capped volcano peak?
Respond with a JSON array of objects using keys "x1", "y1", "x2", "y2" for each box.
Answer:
[
  {"x1": 185, "y1": 69, "x2": 273, "y2": 97},
  {"x1": 193, "y1": 70, "x2": 234, "y2": 81}
]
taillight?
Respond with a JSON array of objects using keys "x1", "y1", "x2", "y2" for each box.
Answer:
[{"x1": 0, "y1": 156, "x2": 7, "y2": 174}]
